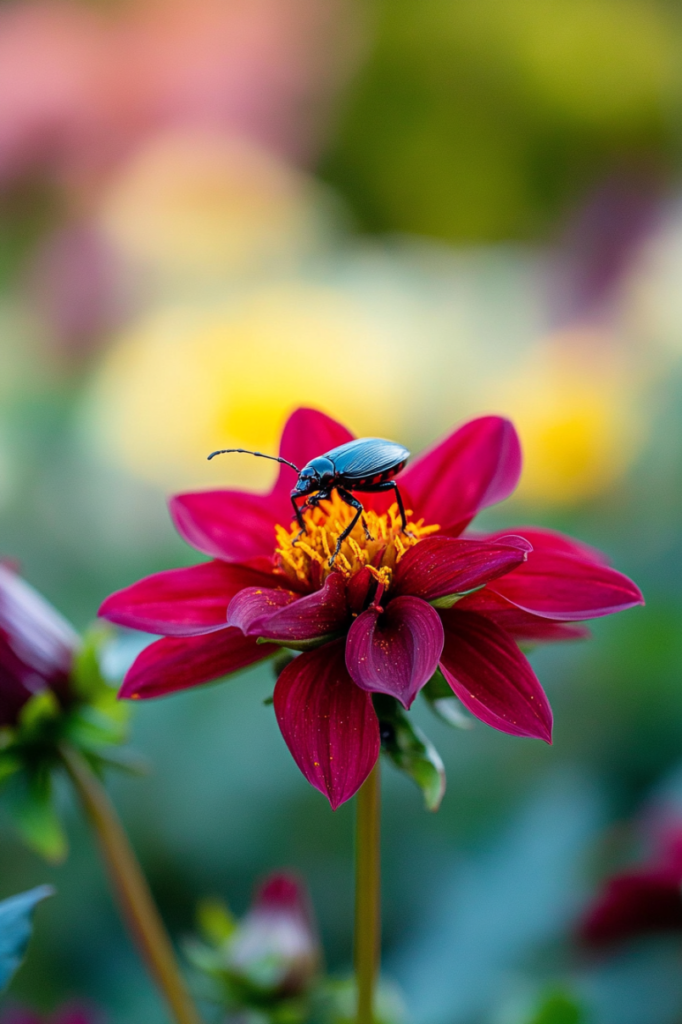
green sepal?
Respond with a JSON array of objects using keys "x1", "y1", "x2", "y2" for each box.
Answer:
[
  {"x1": 428, "y1": 584, "x2": 485, "y2": 610},
  {"x1": 70, "y1": 623, "x2": 114, "y2": 702},
  {"x1": 4, "y1": 770, "x2": 67, "y2": 862},
  {"x1": 422, "y1": 669, "x2": 473, "y2": 730},
  {"x1": 196, "y1": 897, "x2": 237, "y2": 946},
  {"x1": 257, "y1": 632, "x2": 344, "y2": 652},
  {"x1": 373, "y1": 695, "x2": 445, "y2": 811},
  {"x1": 0, "y1": 753, "x2": 22, "y2": 789},
  {"x1": 0, "y1": 885, "x2": 55, "y2": 993},
  {"x1": 18, "y1": 690, "x2": 60, "y2": 735}
]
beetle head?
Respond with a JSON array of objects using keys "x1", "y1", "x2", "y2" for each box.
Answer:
[{"x1": 292, "y1": 457, "x2": 335, "y2": 497}]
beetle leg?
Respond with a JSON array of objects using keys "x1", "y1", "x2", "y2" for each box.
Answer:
[
  {"x1": 291, "y1": 494, "x2": 306, "y2": 535},
  {"x1": 291, "y1": 492, "x2": 327, "y2": 546},
  {"x1": 330, "y1": 488, "x2": 365, "y2": 566},
  {"x1": 371, "y1": 480, "x2": 414, "y2": 536}
]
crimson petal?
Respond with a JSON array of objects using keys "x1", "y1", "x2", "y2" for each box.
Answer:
[
  {"x1": 226, "y1": 586, "x2": 299, "y2": 635},
  {"x1": 170, "y1": 408, "x2": 354, "y2": 562},
  {"x1": 400, "y1": 416, "x2": 521, "y2": 533},
  {"x1": 274, "y1": 639, "x2": 380, "y2": 809},
  {"x1": 100, "y1": 562, "x2": 281, "y2": 637},
  {"x1": 457, "y1": 588, "x2": 590, "y2": 642},
  {"x1": 479, "y1": 526, "x2": 610, "y2": 565},
  {"x1": 254, "y1": 572, "x2": 350, "y2": 643},
  {"x1": 119, "y1": 628, "x2": 269, "y2": 699},
  {"x1": 488, "y1": 549, "x2": 644, "y2": 620},
  {"x1": 393, "y1": 535, "x2": 531, "y2": 602},
  {"x1": 346, "y1": 596, "x2": 444, "y2": 708},
  {"x1": 439, "y1": 610, "x2": 553, "y2": 741}
]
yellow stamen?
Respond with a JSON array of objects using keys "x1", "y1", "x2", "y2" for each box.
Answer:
[{"x1": 275, "y1": 491, "x2": 439, "y2": 588}]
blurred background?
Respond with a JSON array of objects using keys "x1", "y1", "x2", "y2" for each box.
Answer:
[{"x1": 2, "y1": 0, "x2": 682, "y2": 1020}]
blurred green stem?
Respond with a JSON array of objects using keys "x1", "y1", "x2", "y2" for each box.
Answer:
[
  {"x1": 59, "y1": 743, "x2": 202, "y2": 1024},
  {"x1": 355, "y1": 760, "x2": 381, "y2": 1024}
]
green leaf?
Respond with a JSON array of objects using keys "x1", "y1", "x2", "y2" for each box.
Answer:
[
  {"x1": 0, "y1": 885, "x2": 54, "y2": 993},
  {"x1": 429, "y1": 584, "x2": 485, "y2": 610},
  {"x1": 422, "y1": 669, "x2": 473, "y2": 730},
  {"x1": 5, "y1": 771, "x2": 67, "y2": 862},
  {"x1": 373, "y1": 695, "x2": 445, "y2": 811},
  {"x1": 257, "y1": 632, "x2": 344, "y2": 652},
  {"x1": 527, "y1": 989, "x2": 585, "y2": 1024}
]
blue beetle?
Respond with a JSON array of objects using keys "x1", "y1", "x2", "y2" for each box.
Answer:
[{"x1": 208, "y1": 437, "x2": 410, "y2": 565}]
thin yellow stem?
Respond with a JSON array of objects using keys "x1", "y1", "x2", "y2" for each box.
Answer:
[
  {"x1": 59, "y1": 744, "x2": 202, "y2": 1024},
  {"x1": 354, "y1": 760, "x2": 381, "y2": 1024}
]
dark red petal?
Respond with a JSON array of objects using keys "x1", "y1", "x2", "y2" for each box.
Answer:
[
  {"x1": 226, "y1": 586, "x2": 299, "y2": 635},
  {"x1": 170, "y1": 489, "x2": 289, "y2": 563},
  {"x1": 346, "y1": 567, "x2": 374, "y2": 615},
  {"x1": 346, "y1": 596, "x2": 444, "y2": 708},
  {"x1": 457, "y1": 588, "x2": 590, "y2": 642},
  {"x1": 255, "y1": 572, "x2": 350, "y2": 642},
  {"x1": 119, "y1": 628, "x2": 269, "y2": 699},
  {"x1": 478, "y1": 526, "x2": 610, "y2": 565},
  {"x1": 400, "y1": 416, "x2": 521, "y2": 532},
  {"x1": 489, "y1": 549, "x2": 644, "y2": 621},
  {"x1": 438, "y1": 610, "x2": 552, "y2": 741},
  {"x1": 393, "y1": 535, "x2": 531, "y2": 601},
  {"x1": 272, "y1": 407, "x2": 354, "y2": 498},
  {"x1": 579, "y1": 870, "x2": 682, "y2": 946},
  {"x1": 274, "y1": 639, "x2": 380, "y2": 809},
  {"x1": 100, "y1": 562, "x2": 281, "y2": 637}
]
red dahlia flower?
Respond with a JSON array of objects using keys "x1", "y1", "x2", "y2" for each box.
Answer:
[
  {"x1": 100, "y1": 409, "x2": 643, "y2": 808},
  {"x1": 579, "y1": 823, "x2": 682, "y2": 947}
]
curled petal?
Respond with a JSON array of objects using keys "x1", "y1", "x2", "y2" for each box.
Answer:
[
  {"x1": 170, "y1": 489, "x2": 289, "y2": 563},
  {"x1": 119, "y1": 628, "x2": 268, "y2": 700},
  {"x1": 479, "y1": 526, "x2": 610, "y2": 565},
  {"x1": 274, "y1": 639, "x2": 380, "y2": 809},
  {"x1": 227, "y1": 587, "x2": 298, "y2": 635},
  {"x1": 439, "y1": 610, "x2": 552, "y2": 742},
  {"x1": 457, "y1": 588, "x2": 591, "y2": 642},
  {"x1": 255, "y1": 572, "x2": 350, "y2": 643},
  {"x1": 400, "y1": 416, "x2": 521, "y2": 533},
  {"x1": 346, "y1": 596, "x2": 444, "y2": 708},
  {"x1": 100, "y1": 562, "x2": 280, "y2": 636},
  {"x1": 488, "y1": 549, "x2": 644, "y2": 621},
  {"x1": 393, "y1": 535, "x2": 531, "y2": 602}
]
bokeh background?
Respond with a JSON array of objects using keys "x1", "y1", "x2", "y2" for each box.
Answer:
[{"x1": 3, "y1": 0, "x2": 682, "y2": 1020}]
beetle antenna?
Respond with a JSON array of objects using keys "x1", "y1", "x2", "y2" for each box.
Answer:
[{"x1": 207, "y1": 448, "x2": 300, "y2": 473}]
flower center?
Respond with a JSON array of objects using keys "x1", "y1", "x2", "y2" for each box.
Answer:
[{"x1": 274, "y1": 491, "x2": 439, "y2": 588}]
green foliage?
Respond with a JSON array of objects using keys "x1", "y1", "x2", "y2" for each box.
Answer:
[
  {"x1": 527, "y1": 989, "x2": 585, "y2": 1024},
  {"x1": 422, "y1": 669, "x2": 474, "y2": 730},
  {"x1": 0, "y1": 625, "x2": 131, "y2": 860},
  {"x1": 320, "y1": 0, "x2": 680, "y2": 241},
  {"x1": 373, "y1": 694, "x2": 446, "y2": 810},
  {"x1": 0, "y1": 885, "x2": 54, "y2": 993}
]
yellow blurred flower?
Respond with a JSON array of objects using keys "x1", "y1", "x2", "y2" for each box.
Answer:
[{"x1": 489, "y1": 326, "x2": 646, "y2": 506}]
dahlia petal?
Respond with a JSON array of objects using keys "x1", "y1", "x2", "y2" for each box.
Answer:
[
  {"x1": 488, "y1": 550, "x2": 644, "y2": 621},
  {"x1": 255, "y1": 572, "x2": 350, "y2": 643},
  {"x1": 579, "y1": 870, "x2": 682, "y2": 946},
  {"x1": 274, "y1": 639, "x2": 380, "y2": 809},
  {"x1": 226, "y1": 586, "x2": 299, "y2": 635},
  {"x1": 439, "y1": 610, "x2": 553, "y2": 741},
  {"x1": 273, "y1": 408, "x2": 354, "y2": 497},
  {"x1": 457, "y1": 588, "x2": 591, "y2": 642},
  {"x1": 119, "y1": 628, "x2": 268, "y2": 700},
  {"x1": 479, "y1": 526, "x2": 610, "y2": 565},
  {"x1": 346, "y1": 596, "x2": 444, "y2": 708},
  {"x1": 393, "y1": 535, "x2": 531, "y2": 603},
  {"x1": 100, "y1": 562, "x2": 281, "y2": 637},
  {"x1": 399, "y1": 416, "x2": 521, "y2": 532},
  {"x1": 170, "y1": 489, "x2": 289, "y2": 563}
]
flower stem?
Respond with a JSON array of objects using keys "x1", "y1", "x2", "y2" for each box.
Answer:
[
  {"x1": 354, "y1": 760, "x2": 381, "y2": 1024},
  {"x1": 59, "y1": 743, "x2": 202, "y2": 1024}
]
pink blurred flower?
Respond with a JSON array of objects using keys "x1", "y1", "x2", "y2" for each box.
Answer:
[
  {"x1": 100, "y1": 408, "x2": 643, "y2": 809},
  {"x1": 579, "y1": 822, "x2": 682, "y2": 947},
  {"x1": 0, "y1": 1006, "x2": 98, "y2": 1024},
  {"x1": 0, "y1": 563, "x2": 78, "y2": 727},
  {"x1": 0, "y1": 0, "x2": 350, "y2": 192}
]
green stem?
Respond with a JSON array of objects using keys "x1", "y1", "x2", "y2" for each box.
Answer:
[
  {"x1": 59, "y1": 744, "x2": 202, "y2": 1024},
  {"x1": 354, "y1": 760, "x2": 381, "y2": 1024}
]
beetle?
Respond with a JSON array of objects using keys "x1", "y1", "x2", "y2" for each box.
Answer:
[{"x1": 208, "y1": 437, "x2": 411, "y2": 566}]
